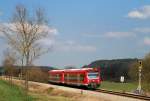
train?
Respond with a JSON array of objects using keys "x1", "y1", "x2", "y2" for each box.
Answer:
[{"x1": 48, "y1": 68, "x2": 101, "y2": 89}]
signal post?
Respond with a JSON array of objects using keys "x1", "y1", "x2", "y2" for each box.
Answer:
[{"x1": 137, "y1": 60, "x2": 142, "y2": 93}]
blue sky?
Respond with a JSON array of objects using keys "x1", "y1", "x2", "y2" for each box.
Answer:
[{"x1": 0, "y1": 0, "x2": 150, "y2": 68}]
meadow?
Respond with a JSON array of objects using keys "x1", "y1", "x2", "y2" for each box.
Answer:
[
  {"x1": 0, "y1": 80, "x2": 33, "y2": 101},
  {"x1": 100, "y1": 81, "x2": 137, "y2": 92}
]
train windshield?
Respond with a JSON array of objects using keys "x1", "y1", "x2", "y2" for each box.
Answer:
[{"x1": 88, "y1": 72, "x2": 99, "y2": 79}]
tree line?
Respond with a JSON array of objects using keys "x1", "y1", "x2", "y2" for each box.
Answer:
[
  {"x1": 0, "y1": 65, "x2": 55, "y2": 82},
  {"x1": 87, "y1": 58, "x2": 138, "y2": 82}
]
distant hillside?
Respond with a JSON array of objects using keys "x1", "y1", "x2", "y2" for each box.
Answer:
[
  {"x1": 0, "y1": 65, "x2": 57, "y2": 76},
  {"x1": 89, "y1": 58, "x2": 138, "y2": 67},
  {"x1": 88, "y1": 58, "x2": 138, "y2": 82},
  {"x1": 28, "y1": 66, "x2": 57, "y2": 70}
]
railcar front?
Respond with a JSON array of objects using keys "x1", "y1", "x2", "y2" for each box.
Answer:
[{"x1": 85, "y1": 68, "x2": 101, "y2": 89}]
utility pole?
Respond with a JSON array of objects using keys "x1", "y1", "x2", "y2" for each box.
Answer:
[{"x1": 137, "y1": 60, "x2": 142, "y2": 93}]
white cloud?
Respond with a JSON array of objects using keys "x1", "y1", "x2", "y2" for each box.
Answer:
[
  {"x1": 134, "y1": 27, "x2": 150, "y2": 33},
  {"x1": 128, "y1": 5, "x2": 150, "y2": 19},
  {"x1": 128, "y1": 11, "x2": 145, "y2": 19},
  {"x1": 83, "y1": 31, "x2": 136, "y2": 39},
  {"x1": 53, "y1": 40, "x2": 96, "y2": 52},
  {"x1": 39, "y1": 25, "x2": 58, "y2": 36},
  {"x1": 144, "y1": 37, "x2": 150, "y2": 45},
  {"x1": 105, "y1": 31, "x2": 136, "y2": 38},
  {"x1": 38, "y1": 38, "x2": 55, "y2": 47},
  {"x1": 37, "y1": 37, "x2": 96, "y2": 52}
]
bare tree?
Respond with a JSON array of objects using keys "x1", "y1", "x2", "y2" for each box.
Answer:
[
  {"x1": 0, "y1": 5, "x2": 51, "y2": 91},
  {"x1": 2, "y1": 49, "x2": 16, "y2": 85},
  {"x1": 28, "y1": 67, "x2": 49, "y2": 83}
]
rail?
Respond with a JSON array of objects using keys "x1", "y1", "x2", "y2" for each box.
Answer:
[{"x1": 95, "y1": 89, "x2": 150, "y2": 101}]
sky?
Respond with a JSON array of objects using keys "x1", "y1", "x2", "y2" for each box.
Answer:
[{"x1": 0, "y1": 0, "x2": 150, "y2": 68}]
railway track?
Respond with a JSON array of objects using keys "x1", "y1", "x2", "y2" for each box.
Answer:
[{"x1": 95, "y1": 89, "x2": 150, "y2": 101}]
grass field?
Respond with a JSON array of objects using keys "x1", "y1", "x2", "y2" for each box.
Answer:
[
  {"x1": 0, "y1": 80, "x2": 34, "y2": 101},
  {"x1": 0, "y1": 79, "x2": 75, "y2": 101},
  {"x1": 100, "y1": 81, "x2": 137, "y2": 92},
  {"x1": 0, "y1": 78, "x2": 138, "y2": 101}
]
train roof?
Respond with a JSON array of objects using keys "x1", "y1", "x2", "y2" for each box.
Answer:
[{"x1": 49, "y1": 68, "x2": 99, "y2": 73}]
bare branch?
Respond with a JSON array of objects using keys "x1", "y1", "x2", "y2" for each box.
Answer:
[{"x1": 0, "y1": 4, "x2": 51, "y2": 68}]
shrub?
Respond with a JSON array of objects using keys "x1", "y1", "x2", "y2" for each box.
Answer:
[{"x1": 28, "y1": 67, "x2": 49, "y2": 83}]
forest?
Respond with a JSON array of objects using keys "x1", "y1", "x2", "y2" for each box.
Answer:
[{"x1": 87, "y1": 58, "x2": 138, "y2": 82}]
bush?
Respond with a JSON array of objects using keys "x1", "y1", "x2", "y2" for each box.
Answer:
[
  {"x1": 142, "y1": 53, "x2": 150, "y2": 91},
  {"x1": 128, "y1": 62, "x2": 138, "y2": 81},
  {"x1": 28, "y1": 67, "x2": 49, "y2": 83},
  {"x1": 129, "y1": 53, "x2": 150, "y2": 91}
]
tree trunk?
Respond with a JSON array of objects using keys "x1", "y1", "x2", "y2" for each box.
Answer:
[{"x1": 25, "y1": 51, "x2": 30, "y2": 92}]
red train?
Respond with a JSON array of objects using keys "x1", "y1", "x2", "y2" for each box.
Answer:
[{"x1": 48, "y1": 68, "x2": 101, "y2": 89}]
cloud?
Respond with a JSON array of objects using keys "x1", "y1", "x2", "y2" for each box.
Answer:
[
  {"x1": 143, "y1": 37, "x2": 150, "y2": 45},
  {"x1": 134, "y1": 27, "x2": 150, "y2": 33},
  {"x1": 104, "y1": 31, "x2": 136, "y2": 38},
  {"x1": 53, "y1": 40, "x2": 96, "y2": 52},
  {"x1": 127, "y1": 5, "x2": 150, "y2": 19},
  {"x1": 39, "y1": 25, "x2": 58, "y2": 36},
  {"x1": 83, "y1": 31, "x2": 136, "y2": 39},
  {"x1": 128, "y1": 11, "x2": 145, "y2": 19},
  {"x1": 37, "y1": 34, "x2": 96, "y2": 52},
  {"x1": 38, "y1": 38, "x2": 55, "y2": 47}
]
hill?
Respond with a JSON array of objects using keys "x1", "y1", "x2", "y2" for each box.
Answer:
[{"x1": 88, "y1": 58, "x2": 138, "y2": 82}]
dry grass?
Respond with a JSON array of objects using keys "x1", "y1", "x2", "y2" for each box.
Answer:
[
  {"x1": 31, "y1": 86, "x2": 108, "y2": 101},
  {"x1": 2, "y1": 77, "x2": 108, "y2": 101}
]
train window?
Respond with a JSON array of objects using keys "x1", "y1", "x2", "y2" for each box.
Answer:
[
  {"x1": 50, "y1": 74, "x2": 61, "y2": 81},
  {"x1": 88, "y1": 72, "x2": 99, "y2": 79},
  {"x1": 64, "y1": 73, "x2": 85, "y2": 82}
]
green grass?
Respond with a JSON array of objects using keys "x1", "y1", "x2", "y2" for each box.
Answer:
[
  {"x1": 0, "y1": 80, "x2": 34, "y2": 101},
  {"x1": 99, "y1": 81, "x2": 137, "y2": 92},
  {"x1": 0, "y1": 79, "x2": 74, "y2": 101}
]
